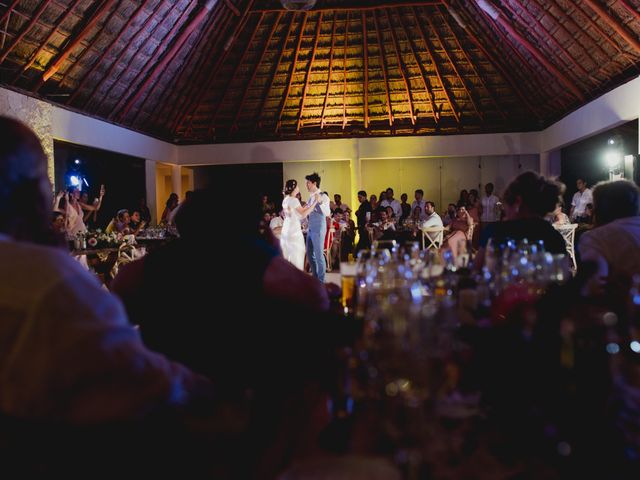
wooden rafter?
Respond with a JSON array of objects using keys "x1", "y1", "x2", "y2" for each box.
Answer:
[
  {"x1": 413, "y1": 7, "x2": 459, "y2": 124},
  {"x1": 275, "y1": 12, "x2": 308, "y2": 133},
  {"x1": 41, "y1": 0, "x2": 119, "y2": 83},
  {"x1": 112, "y1": 2, "x2": 196, "y2": 121},
  {"x1": 164, "y1": 9, "x2": 233, "y2": 132},
  {"x1": 424, "y1": 10, "x2": 482, "y2": 121},
  {"x1": 384, "y1": 8, "x2": 415, "y2": 125},
  {"x1": 616, "y1": 0, "x2": 640, "y2": 23},
  {"x1": 438, "y1": 5, "x2": 505, "y2": 119},
  {"x1": 232, "y1": 11, "x2": 283, "y2": 131},
  {"x1": 210, "y1": 12, "x2": 266, "y2": 129},
  {"x1": 252, "y1": 2, "x2": 441, "y2": 13},
  {"x1": 442, "y1": 0, "x2": 540, "y2": 120},
  {"x1": 297, "y1": 11, "x2": 322, "y2": 132},
  {"x1": 117, "y1": 0, "x2": 219, "y2": 123},
  {"x1": 0, "y1": 0, "x2": 22, "y2": 27},
  {"x1": 470, "y1": 0, "x2": 558, "y2": 111},
  {"x1": 57, "y1": 2, "x2": 123, "y2": 89},
  {"x1": 504, "y1": 0, "x2": 595, "y2": 88},
  {"x1": 132, "y1": 2, "x2": 225, "y2": 129},
  {"x1": 372, "y1": 10, "x2": 393, "y2": 126},
  {"x1": 320, "y1": 12, "x2": 338, "y2": 128},
  {"x1": 475, "y1": 1, "x2": 585, "y2": 102},
  {"x1": 72, "y1": 0, "x2": 165, "y2": 108},
  {"x1": 395, "y1": 8, "x2": 439, "y2": 124},
  {"x1": 0, "y1": 0, "x2": 53, "y2": 64},
  {"x1": 580, "y1": 0, "x2": 640, "y2": 53},
  {"x1": 13, "y1": 0, "x2": 84, "y2": 85},
  {"x1": 178, "y1": 0, "x2": 255, "y2": 136},
  {"x1": 362, "y1": 11, "x2": 369, "y2": 129},
  {"x1": 91, "y1": 0, "x2": 173, "y2": 114},
  {"x1": 566, "y1": 0, "x2": 637, "y2": 65},
  {"x1": 536, "y1": 0, "x2": 613, "y2": 80},
  {"x1": 342, "y1": 11, "x2": 349, "y2": 129}
]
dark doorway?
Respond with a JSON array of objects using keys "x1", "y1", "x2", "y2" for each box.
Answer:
[
  {"x1": 54, "y1": 140, "x2": 146, "y2": 230},
  {"x1": 560, "y1": 119, "x2": 638, "y2": 207},
  {"x1": 192, "y1": 162, "x2": 283, "y2": 210}
]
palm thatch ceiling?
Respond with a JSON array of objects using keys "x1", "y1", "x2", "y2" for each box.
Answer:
[{"x1": 1, "y1": 0, "x2": 639, "y2": 144}]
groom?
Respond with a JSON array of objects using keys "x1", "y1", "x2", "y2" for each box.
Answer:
[{"x1": 305, "y1": 172, "x2": 330, "y2": 283}]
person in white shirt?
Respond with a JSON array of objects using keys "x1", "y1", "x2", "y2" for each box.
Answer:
[
  {"x1": 480, "y1": 182, "x2": 501, "y2": 224},
  {"x1": 331, "y1": 193, "x2": 351, "y2": 213},
  {"x1": 411, "y1": 189, "x2": 427, "y2": 221},
  {"x1": 380, "y1": 187, "x2": 402, "y2": 218},
  {"x1": 570, "y1": 178, "x2": 593, "y2": 222},
  {"x1": 579, "y1": 179, "x2": 640, "y2": 289},
  {"x1": 269, "y1": 208, "x2": 285, "y2": 239},
  {"x1": 0, "y1": 116, "x2": 212, "y2": 426},
  {"x1": 305, "y1": 173, "x2": 330, "y2": 282},
  {"x1": 422, "y1": 201, "x2": 444, "y2": 228}
]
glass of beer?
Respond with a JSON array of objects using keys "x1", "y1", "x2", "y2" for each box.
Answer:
[{"x1": 340, "y1": 261, "x2": 357, "y2": 314}]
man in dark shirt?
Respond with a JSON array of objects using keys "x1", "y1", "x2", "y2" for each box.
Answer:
[{"x1": 355, "y1": 190, "x2": 372, "y2": 253}]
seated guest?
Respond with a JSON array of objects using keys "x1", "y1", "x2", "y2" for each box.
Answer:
[
  {"x1": 442, "y1": 203, "x2": 457, "y2": 226},
  {"x1": 442, "y1": 206, "x2": 473, "y2": 258},
  {"x1": 547, "y1": 201, "x2": 570, "y2": 226},
  {"x1": 399, "y1": 193, "x2": 412, "y2": 222},
  {"x1": 423, "y1": 201, "x2": 443, "y2": 228},
  {"x1": 331, "y1": 193, "x2": 350, "y2": 213},
  {"x1": 106, "y1": 209, "x2": 131, "y2": 234},
  {"x1": 475, "y1": 171, "x2": 566, "y2": 269},
  {"x1": 579, "y1": 179, "x2": 640, "y2": 289},
  {"x1": 0, "y1": 117, "x2": 213, "y2": 467},
  {"x1": 129, "y1": 209, "x2": 147, "y2": 234},
  {"x1": 269, "y1": 208, "x2": 284, "y2": 239}
]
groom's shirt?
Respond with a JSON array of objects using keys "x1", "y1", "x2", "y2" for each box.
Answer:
[{"x1": 310, "y1": 191, "x2": 331, "y2": 218}]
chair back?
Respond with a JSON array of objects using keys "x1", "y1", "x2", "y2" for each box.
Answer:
[
  {"x1": 553, "y1": 223, "x2": 578, "y2": 271},
  {"x1": 421, "y1": 226, "x2": 445, "y2": 250}
]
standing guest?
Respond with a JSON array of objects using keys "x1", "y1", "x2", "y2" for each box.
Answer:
[
  {"x1": 570, "y1": 178, "x2": 593, "y2": 222},
  {"x1": 369, "y1": 194, "x2": 379, "y2": 212},
  {"x1": 579, "y1": 179, "x2": 640, "y2": 288},
  {"x1": 137, "y1": 196, "x2": 152, "y2": 225},
  {"x1": 457, "y1": 189, "x2": 469, "y2": 208},
  {"x1": 442, "y1": 203, "x2": 457, "y2": 227},
  {"x1": 480, "y1": 182, "x2": 501, "y2": 242},
  {"x1": 0, "y1": 116, "x2": 213, "y2": 469},
  {"x1": 467, "y1": 190, "x2": 481, "y2": 247},
  {"x1": 160, "y1": 193, "x2": 179, "y2": 224},
  {"x1": 261, "y1": 194, "x2": 276, "y2": 214},
  {"x1": 332, "y1": 193, "x2": 351, "y2": 213},
  {"x1": 355, "y1": 190, "x2": 372, "y2": 253},
  {"x1": 399, "y1": 193, "x2": 412, "y2": 222},
  {"x1": 411, "y1": 189, "x2": 427, "y2": 220},
  {"x1": 305, "y1": 173, "x2": 331, "y2": 283},
  {"x1": 59, "y1": 184, "x2": 104, "y2": 238},
  {"x1": 475, "y1": 171, "x2": 566, "y2": 269},
  {"x1": 380, "y1": 187, "x2": 402, "y2": 218}
]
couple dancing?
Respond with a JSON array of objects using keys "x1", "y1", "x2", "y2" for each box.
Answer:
[{"x1": 280, "y1": 173, "x2": 331, "y2": 282}]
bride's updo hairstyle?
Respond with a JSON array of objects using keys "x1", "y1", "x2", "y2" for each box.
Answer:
[
  {"x1": 503, "y1": 171, "x2": 565, "y2": 217},
  {"x1": 284, "y1": 179, "x2": 297, "y2": 195}
]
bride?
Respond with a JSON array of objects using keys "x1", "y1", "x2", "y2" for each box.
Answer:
[{"x1": 280, "y1": 179, "x2": 314, "y2": 270}]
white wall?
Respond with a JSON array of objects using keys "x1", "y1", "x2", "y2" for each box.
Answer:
[{"x1": 283, "y1": 161, "x2": 351, "y2": 208}]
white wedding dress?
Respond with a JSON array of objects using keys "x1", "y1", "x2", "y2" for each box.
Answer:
[{"x1": 280, "y1": 196, "x2": 306, "y2": 270}]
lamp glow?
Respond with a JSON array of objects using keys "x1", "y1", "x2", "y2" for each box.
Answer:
[{"x1": 605, "y1": 151, "x2": 621, "y2": 169}]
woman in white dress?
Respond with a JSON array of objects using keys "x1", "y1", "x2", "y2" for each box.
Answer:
[{"x1": 280, "y1": 179, "x2": 313, "y2": 270}]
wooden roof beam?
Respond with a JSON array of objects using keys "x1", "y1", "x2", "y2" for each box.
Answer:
[
  {"x1": 89, "y1": 0, "x2": 171, "y2": 113},
  {"x1": 0, "y1": 1, "x2": 22, "y2": 27},
  {"x1": 616, "y1": 0, "x2": 640, "y2": 23},
  {"x1": 362, "y1": 11, "x2": 369, "y2": 130},
  {"x1": 0, "y1": 0, "x2": 53, "y2": 64},
  {"x1": 474, "y1": 0, "x2": 584, "y2": 102},
  {"x1": 164, "y1": 9, "x2": 232, "y2": 133},
  {"x1": 13, "y1": 0, "x2": 84, "y2": 85},
  {"x1": 276, "y1": 12, "x2": 308, "y2": 133},
  {"x1": 112, "y1": 2, "x2": 196, "y2": 121},
  {"x1": 372, "y1": 9, "x2": 394, "y2": 127},
  {"x1": 581, "y1": 0, "x2": 640, "y2": 54},
  {"x1": 396, "y1": 8, "x2": 438, "y2": 125},
  {"x1": 117, "y1": 0, "x2": 220, "y2": 122},
  {"x1": 210, "y1": 12, "x2": 265, "y2": 128},
  {"x1": 505, "y1": 0, "x2": 595, "y2": 84},
  {"x1": 232, "y1": 11, "x2": 282, "y2": 131},
  {"x1": 252, "y1": 2, "x2": 440, "y2": 13},
  {"x1": 70, "y1": 0, "x2": 163, "y2": 108},
  {"x1": 297, "y1": 11, "x2": 323, "y2": 132},
  {"x1": 384, "y1": 8, "x2": 415, "y2": 125},
  {"x1": 441, "y1": 0, "x2": 540, "y2": 120},
  {"x1": 424, "y1": 9, "x2": 482, "y2": 122},
  {"x1": 320, "y1": 12, "x2": 338, "y2": 129},
  {"x1": 438, "y1": 5, "x2": 505, "y2": 119},
  {"x1": 412, "y1": 6, "x2": 459, "y2": 124},
  {"x1": 342, "y1": 11, "x2": 350, "y2": 130},
  {"x1": 178, "y1": 0, "x2": 255, "y2": 136},
  {"x1": 132, "y1": 2, "x2": 225, "y2": 128},
  {"x1": 41, "y1": 0, "x2": 119, "y2": 83}
]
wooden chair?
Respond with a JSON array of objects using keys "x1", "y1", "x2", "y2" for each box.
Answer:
[
  {"x1": 554, "y1": 223, "x2": 578, "y2": 271},
  {"x1": 421, "y1": 226, "x2": 445, "y2": 251}
]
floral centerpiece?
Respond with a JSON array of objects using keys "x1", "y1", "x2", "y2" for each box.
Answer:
[{"x1": 83, "y1": 229, "x2": 136, "y2": 249}]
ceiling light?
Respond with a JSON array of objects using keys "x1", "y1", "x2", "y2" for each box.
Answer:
[{"x1": 280, "y1": 0, "x2": 317, "y2": 10}]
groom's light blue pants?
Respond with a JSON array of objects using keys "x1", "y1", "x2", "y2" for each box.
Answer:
[{"x1": 306, "y1": 215, "x2": 326, "y2": 283}]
